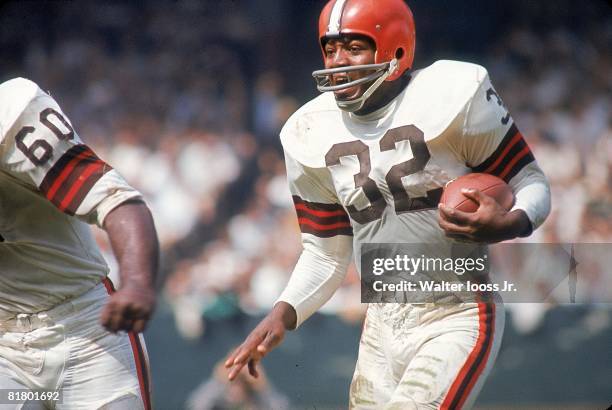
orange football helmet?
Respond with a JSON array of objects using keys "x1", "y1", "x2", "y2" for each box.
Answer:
[{"x1": 312, "y1": 0, "x2": 416, "y2": 111}]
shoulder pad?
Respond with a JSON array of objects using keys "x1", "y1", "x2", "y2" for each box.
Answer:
[
  {"x1": 280, "y1": 93, "x2": 347, "y2": 168},
  {"x1": 0, "y1": 78, "x2": 43, "y2": 143},
  {"x1": 396, "y1": 60, "x2": 488, "y2": 142}
]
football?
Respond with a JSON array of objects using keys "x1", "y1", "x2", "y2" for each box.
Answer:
[{"x1": 441, "y1": 173, "x2": 514, "y2": 212}]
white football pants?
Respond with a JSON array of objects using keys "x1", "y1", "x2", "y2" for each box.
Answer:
[
  {"x1": 350, "y1": 302, "x2": 504, "y2": 410},
  {"x1": 0, "y1": 280, "x2": 151, "y2": 410}
]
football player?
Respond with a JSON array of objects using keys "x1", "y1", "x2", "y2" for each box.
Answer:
[
  {"x1": 225, "y1": 0, "x2": 551, "y2": 408},
  {"x1": 0, "y1": 78, "x2": 158, "y2": 409}
]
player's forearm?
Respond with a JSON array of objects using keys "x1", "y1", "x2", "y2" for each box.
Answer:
[
  {"x1": 509, "y1": 162, "x2": 551, "y2": 231},
  {"x1": 276, "y1": 236, "x2": 352, "y2": 328},
  {"x1": 103, "y1": 200, "x2": 160, "y2": 289}
]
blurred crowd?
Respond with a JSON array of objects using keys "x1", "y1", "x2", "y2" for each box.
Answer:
[
  {"x1": 488, "y1": 26, "x2": 611, "y2": 244},
  {"x1": 1, "y1": 1, "x2": 610, "y2": 346}
]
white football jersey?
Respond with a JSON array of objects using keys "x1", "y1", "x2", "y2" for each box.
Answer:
[
  {"x1": 0, "y1": 78, "x2": 142, "y2": 318},
  {"x1": 277, "y1": 61, "x2": 550, "y2": 326}
]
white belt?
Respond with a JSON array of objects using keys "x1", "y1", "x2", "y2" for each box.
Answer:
[{"x1": 0, "y1": 282, "x2": 104, "y2": 333}]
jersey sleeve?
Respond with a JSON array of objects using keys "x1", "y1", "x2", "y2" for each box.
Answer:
[
  {"x1": 456, "y1": 72, "x2": 551, "y2": 231},
  {"x1": 275, "y1": 149, "x2": 354, "y2": 328},
  {"x1": 0, "y1": 83, "x2": 142, "y2": 227}
]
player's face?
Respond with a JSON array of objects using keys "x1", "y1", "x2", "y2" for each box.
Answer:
[{"x1": 323, "y1": 36, "x2": 376, "y2": 102}]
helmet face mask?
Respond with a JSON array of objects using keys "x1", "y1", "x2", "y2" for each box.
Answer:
[
  {"x1": 312, "y1": 0, "x2": 415, "y2": 112},
  {"x1": 312, "y1": 59, "x2": 398, "y2": 112}
]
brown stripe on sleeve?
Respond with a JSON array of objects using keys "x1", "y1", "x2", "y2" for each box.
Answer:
[
  {"x1": 498, "y1": 148, "x2": 535, "y2": 183},
  {"x1": 39, "y1": 144, "x2": 112, "y2": 215},
  {"x1": 49, "y1": 155, "x2": 107, "y2": 207},
  {"x1": 470, "y1": 124, "x2": 519, "y2": 173},
  {"x1": 39, "y1": 144, "x2": 89, "y2": 195},
  {"x1": 298, "y1": 219, "x2": 353, "y2": 237},
  {"x1": 292, "y1": 196, "x2": 353, "y2": 237},
  {"x1": 295, "y1": 208, "x2": 350, "y2": 225},
  {"x1": 60, "y1": 162, "x2": 112, "y2": 215},
  {"x1": 470, "y1": 124, "x2": 534, "y2": 181}
]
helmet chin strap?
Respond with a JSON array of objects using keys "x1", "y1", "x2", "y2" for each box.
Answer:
[{"x1": 336, "y1": 59, "x2": 398, "y2": 112}]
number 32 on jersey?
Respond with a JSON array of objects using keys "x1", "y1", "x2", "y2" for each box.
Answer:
[{"x1": 325, "y1": 125, "x2": 442, "y2": 224}]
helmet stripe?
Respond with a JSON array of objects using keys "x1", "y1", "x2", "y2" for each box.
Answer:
[{"x1": 327, "y1": 0, "x2": 348, "y2": 36}]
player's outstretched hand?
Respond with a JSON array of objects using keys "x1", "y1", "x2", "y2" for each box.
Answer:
[
  {"x1": 438, "y1": 188, "x2": 530, "y2": 243},
  {"x1": 224, "y1": 302, "x2": 296, "y2": 381},
  {"x1": 101, "y1": 284, "x2": 156, "y2": 334}
]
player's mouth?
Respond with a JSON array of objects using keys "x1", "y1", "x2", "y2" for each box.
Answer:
[
  {"x1": 333, "y1": 74, "x2": 350, "y2": 84},
  {"x1": 332, "y1": 75, "x2": 361, "y2": 100}
]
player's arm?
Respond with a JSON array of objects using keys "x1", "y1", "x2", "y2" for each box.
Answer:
[
  {"x1": 0, "y1": 79, "x2": 160, "y2": 332},
  {"x1": 100, "y1": 200, "x2": 159, "y2": 333},
  {"x1": 439, "y1": 72, "x2": 551, "y2": 242},
  {"x1": 225, "y1": 150, "x2": 353, "y2": 380}
]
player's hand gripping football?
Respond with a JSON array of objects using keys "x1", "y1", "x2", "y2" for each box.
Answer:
[
  {"x1": 438, "y1": 188, "x2": 530, "y2": 243},
  {"x1": 225, "y1": 302, "x2": 296, "y2": 380},
  {"x1": 101, "y1": 283, "x2": 156, "y2": 333}
]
